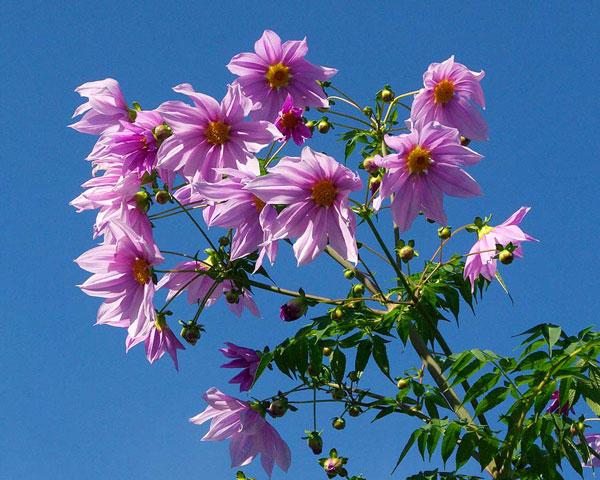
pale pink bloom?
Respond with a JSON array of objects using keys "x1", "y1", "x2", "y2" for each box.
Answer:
[
  {"x1": 75, "y1": 221, "x2": 163, "y2": 341},
  {"x1": 127, "y1": 317, "x2": 185, "y2": 371},
  {"x1": 70, "y1": 78, "x2": 130, "y2": 134},
  {"x1": 464, "y1": 207, "x2": 538, "y2": 291},
  {"x1": 412, "y1": 56, "x2": 488, "y2": 141},
  {"x1": 220, "y1": 343, "x2": 260, "y2": 392},
  {"x1": 246, "y1": 147, "x2": 362, "y2": 265},
  {"x1": 157, "y1": 261, "x2": 260, "y2": 318},
  {"x1": 190, "y1": 388, "x2": 291, "y2": 477}
]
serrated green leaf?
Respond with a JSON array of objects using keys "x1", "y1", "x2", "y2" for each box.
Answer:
[
  {"x1": 441, "y1": 423, "x2": 462, "y2": 465},
  {"x1": 463, "y1": 372, "x2": 502, "y2": 405},
  {"x1": 331, "y1": 348, "x2": 346, "y2": 384},
  {"x1": 250, "y1": 351, "x2": 274, "y2": 389},
  {"x1": 372, "y1": 335, "x2": 391, "y2": 380},
  {"x1": 455, "y1": 432, "x2": 476, "y2": 470},
  {"x1": 473, "y1": 387, "x2": 509, "y2": 417},
  {"x1": 355, "y1": 340, "x2": 372, "y2": 373}
]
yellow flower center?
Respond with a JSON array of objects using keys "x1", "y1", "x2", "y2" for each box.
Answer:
[
  {"x1": 205, "y1": 120, "x2": 231, "y2": 145},
  {"x1": 280, "y1": 111, "x2": 299, "y2": 130},
  {"x1": 311, "y1": 179, "x2": 338, "y2": 207},
  {"x1": 478, "y1": 225, "x2": 495, "y2": 239},
  {"x1": 155, "y1": 314, "x2": 167, "y2": 331},
  {"x1": 434, "y1": 79, "x2": 455, "y2": 104},
  {"x1": 406, "y1": 146, "x2": 432, "y2": 174},
  {"x1": 132, "y1": 258, "x2": 150, "y2": 284},
  {"x1": 266, "y1": 63, "x2": 290, "y2": 89},
  {"x1": 253, "y1": 195, "x2": 266, "y2": 213}
]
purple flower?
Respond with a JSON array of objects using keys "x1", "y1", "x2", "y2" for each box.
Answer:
[
  {"x1": 411, "y1": 56, "x2": 488, "y2": 142},
  {"x1": 194, "y1": 162, "x2": 279, "y2": 270},
  {"x1": 246, "y1": 147, "x2": 362, "y2": 265},
  {"x1": 70, "y1": 78, "x2": 130, "y2": 134},
  {"x1": 74, "y1": 221, "x2": 163, "y2": 341},
  {"x1": 545, "y1": 389, "x2": 575, "y2": 416},
  {"x1": 274, "y1": 94, "x2": 312, "y2": 145},
  {"x1": 228, "y1": 30, "x2": 337, "y2": 121},
  {"x1": 220, "y1": 342, "x2": 260, "y2": 392},
  {"x1": 464, "y1": 207, "x2": 538, "y2": 291},
  {"x1": 157, "y1": 83, "x2": 281, "y2": 183},
  {"x1": 373, "y1": 121, "x2": 483, "y2": 232},
  {"x1": 190, "y1": 387, "x2": 291, "y2": 478},
  {"x1": 583, "y1": 434, "x2": 600, "y2": 468},
  {"x1": 280, "y1": 296, "x2": 308, "y2": 322},
  {"x1": 157, "y1": 261, "x2": 261, "y2": 318}
]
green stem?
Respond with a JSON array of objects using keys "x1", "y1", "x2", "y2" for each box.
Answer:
[
  {"x1": 171, "y1": 196, "x2": 217, "y2": 251},
  {"x1": 324, "y1": 107, "x2": 373, "y2": 127}
]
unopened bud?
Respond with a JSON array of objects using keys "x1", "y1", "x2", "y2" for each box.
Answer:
[
  {"x1": 398, "y1": 246, "x2": 414, "y2": 262},
  {"x1": 369, "y1": 176, "x2": 381, "y2": 195},
  {"x1": 460, "y1": 136, "x2": 471, "y2": 146},
  {"x1": 352, "y1": 284, "x2": 365, "y2": 296},
  {"x1": 280, "y1": 296, "x2": 308, "y2": 322},
  {"x1": 438, "y1": 227, "x2": 451, "y2": 240},
  {"x1": 324, "y1": 457, "x2": 343, "y2": 476},
  {"x1": 153, "y1": 124, "x2": 172, "y2": 145},
  {"x1": 362, "y1": 106, "x2": 373, "y2": 117},
  {"x1": 332, "y1": 417, "x2": 346, "y2": 430},
  {"x1": 322, "y1": 347, "x2": 332, "y2": 356},
  {"x1": 498, "y1": 250, "x2": 514, "y2": 265},
  {"x1": 362, "y1": 157, "x2": 379, "y2": 175},
  {"x1": 307, "y1": 432, "x2": 323, "y2": 455},
  {"x1": 180, "y1": 324, "x2": 201, "y2": 346},
  {"x1": 305, "y1": 120, "x2": 315, "y2": 133},
  {"x1": 330, "y1": 308, "x2": 343, "y2": 321},
  {"x1": 155, "y1": 190, "x2": 170, "y2": 205},
  {"x1": 344, "y1": 269, "x2": 355, "y2": 280},
  {"x1": 317, "y1": 121, "x2": 330, "y2": 134},
  {"x1": 267, "y1": 399, "x2": 288, "y2": 418},
  {"x1": 134, "y1": 190, "x2": 151, "y2": 212},
  {"x1": 225, "y1": 290, "x2": 240, "y2": 304},
  {"x1": 396, "y1": 378, "x2": 409, "y2": 389},
  {"x1": 348, "y1": 406, "x2": 361, "y2": 417},
  {"x1": 381, "y1": 89, "x2": 395, "y2": 103}
]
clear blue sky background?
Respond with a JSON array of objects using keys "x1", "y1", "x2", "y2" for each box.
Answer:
[{"x1": 3, "y1": 1, "x2": 599, "y2": 479}]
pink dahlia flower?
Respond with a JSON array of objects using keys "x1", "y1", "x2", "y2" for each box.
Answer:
[
  {"x1": 411, "y1": 56, "x2": 488, "y2": 141},
  {"x1": 127, "y1": 315, "x2": 186, "y2": 371},
  {"x1": 373, "y1": 121, "x2": 483, "y2": 232},
  {"x1": 190, "y1": 387, "x2": 291, "y2": 478},
  {"x1": 70, "y1": 78, "x2": 130, "y2": 135},
  {"x1": 246, "y1": 147, "x2": 362, "y2": 265},
  {"x1": 157, "y1": 83, "x2": 281, "y2": 183},
  {"x1": 274, "y1": 94, "x2": 312, "y2": 145},
  {"x1": 157, "y1": 261, "x2": 261, "y2": 318},
  {"x1": 228, "y1": 30, "x2": 337, "y2": 121},
  {"x1": 583, "y1": 434, "x2": 600, "y2": 468},
  {"x1": 545, "y1": 389, "x2": 575, "y2": 416},
  {"x1": 220, "y1": 342, "x2": 260, "y2": 392},
  {"x1": 464, "y1": 207, "x2": 538, "y2": 291},
  {"x1": 194, "y1": 162, "x2": 278, "y2": 270},
  {"x1": 75, "y1": 221, "x2": 163, "y2": 341}
]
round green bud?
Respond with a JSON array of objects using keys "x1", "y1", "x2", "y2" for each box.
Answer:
[
  {"x1": 155, "y1": 190, "x2": 170, "y2": 205},
  {"x1": 317, "y1": 121, "x2": 330, "y2": 134},
  {"x1": 331, "y1": 308, "x2": 343, "y2": 321},
  {"x1": 352, "y1": 284, "x2": 365, "y2": 296},
  {"x1": 322, "y1": 347, "x2": 332, "y2": 356},
  {"x1": 134, "y1": 190, "x2": 151, "y2": 212},
  {"x1": 398, "y1": 246, "x2": 414, "y2": 262},
  {"x1": 344, "y1": 269, "x2": 355, "y2": 280},
  {"x1": 225, "y1": 290, "x2": 240, "y2": 304},
  {"x1": 305, "y1": 120, "x2": 315, "y2": 133},
  {"x1": 180, "y1": 325, "x2": 201, "y2": 346},
  {"x1": 362, "y1": 106, "x2": 373, "y2": 117},
  {"x1": 153, "y1": 124, "x2": 172, "y2": 145},
  {"x1": 438, "y1": 227, "x2": 452, "y2": 240},
  {"x1": 396, "y1": 378, "x2": 409, "y2": 389},
  {"x1": 348, "y1": 406, "x2": 361, "y2": 417},
  {"x1": 332, "y1": 417, "x2": 346, "y2": 430},
  {"x1": 381, "y1": 89, "x2": 395, "y2": 103},
  {"x1": 460, "y1": 136, "x2": 471, "y2": 146},
  {"x1": 267, "y1": 399, "x2": 288, "y2": 418},
  {"x1": 498, "y1": 250, "x2": 514, "y2": 265}
]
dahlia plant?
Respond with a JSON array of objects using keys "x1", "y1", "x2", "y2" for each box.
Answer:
[{"x1": 71, "y1": 31, "x2": 600, "y2": 480}]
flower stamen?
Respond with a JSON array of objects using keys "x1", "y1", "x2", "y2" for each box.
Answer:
[
  {"x1": 253, "y1": 195, "x2": 266, "y2": 213},
  {"x1": 478, "y1": 225, "x2": 495, "y2": 239},
  {"x1": 312, "y1": 179, "x2": 338, "y2": 207},
  {"x1": 205, "y1": 121, "x2": 231, "y2": 145},
  {"x1": 132, "y1": 258, "x2": 150, "y2": 284},
  {"x1": 406, "y1": 146, "x2": 432, "y2": 174},
  {"x1": 266, "y1": 63, "x2": 290, "y2": 89},
  {"x1": 280, "y1": 111, "x2": 299, "y2": 130},
  {"x1": 434, "y1": 79, "x2": 455, "y2": 104}
]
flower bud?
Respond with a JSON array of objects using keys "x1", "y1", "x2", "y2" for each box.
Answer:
[
  {"x1": 348, "y1": 406, "x2": 361, "y2": 417},
  {"x1": 267, "y1": 399, "x2": 288, "y2": 418},
  {"x1": 352, "y1": 284, "x2": 365, "y2": 296},
  {"x1": 398, "y1": 246, "x2": 414, "y2": 262},
  {"x1": 280, "y1": 296, "x2": 308, "y2": 322},
  {"x1": 307, "y1": 432, "x2": 323, "y2": 455},
  {"x1": 332, "y1": 417, "x2": 346, "y2": 430},
  {"x1": 498, "y1": 249, "x2": 514, "y2": 265},
  {"x1": 225, "y1": 290, "x2": 240, "y2": 304},
  {"x1": 153, "y1": 124, "x2": 172, "y2": 145},
  {"x1": 134, "y1": 190, "x2": 151, "y2": 212},
  {"x1": 322, "y1": 347, "x2": 332, "y2": 356},
  {"x1": 369, "y1": 175, "x2": 382, "y2": 195},
  {"x1": 324, "y1": 457, "x2": 343, "y2": 476},
  {"x1": 180, "y1": 324, "x2": 201, "y2": 346},
  {"x1": 381, "y1": 89, "x2": 395, "y2": 103},
  {"x1": 155, "y1": 190, "x2": 170, "y2": 205},
  {"x1": 438, "y1": 227, "x2": 451, "y2": 240},
  {"x1": 397, "y1": 378, "x2": 409, "y2": 389},
  {"x1": 343, "y1": 269, "x2": 355, "y2": 280},
  {"x1": 317, "y1": 121, "x2": 330, "y2": 134},
  {"x1": 362, "y1": 106, "x2": 373, "y2": 117},
  {"x1": 305, "y1": 120, "x2": 315, "y2": 133},
  {"x1": 330, "y1": 308, "x2": 343, "y2": 321},
  {"x1": 460, "y1": 136, "x2": 471, "y2": 146},
  {"x1": 362, "y1": 157, "x2": 379, "y2": 175}
]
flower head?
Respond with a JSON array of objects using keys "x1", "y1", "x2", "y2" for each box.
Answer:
[
  {"x1": 247, "y1": 147, "x2": 362, "y2": 265},
  {"x1": 373, "y1": 121, "x2": 483, "y2": 232},
  {"x1": 220, "y1": 342, "x2": 261, "y2": 392},
  {"x1": 280, "y1": 296, "x2": 308, "y2": 322},
  {"x1": 157, "y1": 83, "x2": 281, "y2": 182},
  {"x1": 583, "y1": 434, "x2": 600, "y2": 468},
  {"x1": 545, "y1": 389, "x2": 575, "y2": 416},
  {"x1": 70, "y1": 78, "x2": 130, "y2": 134},
  {"x1": 411, "y1": 56, "x2": 488, "y2": 141},
  {"x1": 228, "y1": 30, "x2": 337, "y2": 121},
  {"x1": 274, "y1": 94, "x2": 312, "y2": 145},
  {"x1": 464, "y1": 207, "x2": 538, "y2": 291},
  {"x1": 190, "y1": 388, "x2": 291, "y2": 478}
]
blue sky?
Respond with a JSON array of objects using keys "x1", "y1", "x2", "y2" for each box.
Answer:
[{"x1": 3, "y1": 1, "x2": 600, "y2": 479}]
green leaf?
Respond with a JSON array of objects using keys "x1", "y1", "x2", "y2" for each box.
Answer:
[
  {"x1": 392, "y1": 429, "x2": 422, "y2": 472},
  {"x1": 427, "y1": 427, "x2": 442, "y2": 460},
  {"x1": 372, "y1": 336, "x2": 391, "y2": 380},
  {"x1": 542, "y1": 324, "x2": 562, "y2": 355},
  {"x1": 355, "y1": 340, "x2": 372, "y2": 374},
  {"x1": 473, "y1": 387, "x2": 509, "y2": 417},
  {"x1": 463, "y1": 372, "x2": 502, "y2": 405},
  {"x1": 441, "y1": 423, "x2": 462, "y2": 465},
  {"x1": 455, "y1": 432, "x2": 476, "y2": 470},
  {"x1": 331, "y1": 348, "x2": 346, "y2": 384},
  {"x1": 249, "y1": 351, "x2": 274, "y2": 389},
  {"x1": 494, "y1": 271, "x2": 514, "y2": 305}
]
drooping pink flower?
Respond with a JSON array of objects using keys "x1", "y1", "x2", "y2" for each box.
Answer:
[
  {"x1": 220, "y1": 343, "x2": 260, "y2": 392},
  {"x1": 194, "y1": 162, "x2": 278, "y2": 269},
  {"x1": 373, "y1": 121, "x2": 483, "y2": 232},
  {"x1": 127, "y1": 314, "x2": 186, "y2": 370},
  {"x1": 583, "y1": 434, "x2": 600, "y2": 468},
  {"x1": 246, "y1": 147, "x2": 362, "y2": 265},
  {"x1": 274, "y1": 94, "x2": 312, "y2": 145},
  {"x1": 545, "y1": 389, "x2": 575, "y2": 416},
  {"x1": 157, "y1": 261, "x2": 261, "y2": 318},
  {"x1": 463, "y1": 207, "x2": 538, "y2": 291},
  {"x1": 69, "y1": 78, "x2": 131, "y2": 134},
  {"x1": 157, "y1": 83, "x2": 281, "y2": 183},
  {"x1": 411, "y1": 56, "x2": 488, "y2": 141},
  {"x1": 228, "y1": 30, "x2": 337, "y2": 121},
  {"x1": 190, "y1": 388, "x2": 291, "y2": 478},
  {"x1": 74, "y1": 221, "x2": 163, "y2": 341}
]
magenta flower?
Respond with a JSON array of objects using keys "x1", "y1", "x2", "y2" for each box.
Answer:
[
  {"x1": 463, "y1": 207, "x2": 538, "y2": 290},
  {"x1": 411, "y1": 56, "x2": 488, "y2": 141},
  {"x1": 228, "y1": 30, "x2": 337, "y2": 121},
  {"x1": 74, "y1": 221, "x2": 163, "y2": 340},
  {"x1": 274, "y1": 94, "x2": 312, "y2": 145},
  {"x1": 545, "y1": 389, "x2": 575, "y2": 416},
  {"x1": 194, "y1": 163, "x2": 279, "y2": 269},
  {"x1": 280, "y1": 296, "x2": 308, "y2": 322},
  {"x1": 190, "y1": 387, "x2": 291, "y2": 477},
  {"x1": 127, "y1": 314, "x2": 186, "y2": 371},
  {"x1": 220, "y1": 342, "x2": 260, "y2": 392},
  {"x1": 70, "y1": 78, "x2": 130, "y2": 134},
  {"x1": 373, "y1": 121, "x2": 483, "y2": 232},
  {"x1": 157, "y1": 261, "x2": 261, "y2": 318},
  {"x1": 157, "y1": 83, "x2": 281, "y2": 183},
  {"x1": 583, "y1": 434, "x2": 600, "y2": 468},
  {"x1": 247, "y1": 147, "x2": 362, "y2": 265}
]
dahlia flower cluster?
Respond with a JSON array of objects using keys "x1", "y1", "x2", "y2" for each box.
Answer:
[{"x1": 71, "y1": 30, "x2": 599, "y2": 479}]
